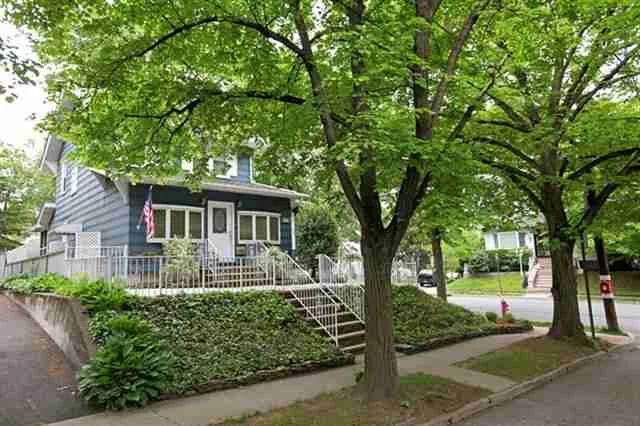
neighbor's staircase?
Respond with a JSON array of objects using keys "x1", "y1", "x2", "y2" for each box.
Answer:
[{"x1": 528, "y1": 257, "x2": 552, "y2": 293}]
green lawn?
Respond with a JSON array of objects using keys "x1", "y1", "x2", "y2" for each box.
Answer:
[
  {"x1": 577, "y1": 271, "x2": 640, "y2": 299},
  {"x1": 448, "y1": 272, "x2": 525, "y2": 295},
  {"x1": 455, "y1": 336, "x2": 598, "y2": 382},
  {"x1": 217, "y1": 373, "x2": 490, "y2": 426}
]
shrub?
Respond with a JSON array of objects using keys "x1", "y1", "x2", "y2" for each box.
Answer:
[
  {"x1": 502, "y1": 313, "x2": 515, "y2": 324},
  {"x1": 0, "y1": 273, "x2": 66, "y2": 294},
  {"x1": 65, "y1": 280, "x2": 131, "y2": 313},
  {"x1": 88, "y1": 311, "x2": 152, "y2": 345},
  {"x1": 468, "y1": 249, "x2": 531, "y2": 273},
  {"x1": 485, "y1": 312, "x2": 498, "y2": 323},
  {"x1": 296, "y1": 203, "x2": 339, "y2": 273},
  {"x1": 77, "y1": 333, "x2": 174, "y2": 409},
  {"x1": 162, "y1": 238, "x2": 200, "y2": 283}
]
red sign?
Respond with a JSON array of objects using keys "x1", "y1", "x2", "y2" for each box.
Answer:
[{"x1": 600, "y1": 275, "x2": 615, "y2": 299}]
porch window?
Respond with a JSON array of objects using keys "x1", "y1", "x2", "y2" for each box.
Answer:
[
  {"x1": 170, "y1": 210, "x2": 186, "y2": 238},
  {"x1": 155, "y1": 210, "x2": 166, "y2": 239},
  {"x1": 237, "y1": 211, "x2": 281, "y2": 244},
  {"x1": 239, "y1": 215, "x2": 253, "y2": 241},
  {"x1": 147, "y1": 204, "x2": 204, "y2": 242}
]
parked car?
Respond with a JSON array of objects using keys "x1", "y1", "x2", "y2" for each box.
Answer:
[
  {"x1": 446, "y1": 271, "x2": 461, "y2": 280},
  {"x1": 417, "y1": 269, "x2": 435, "y2": 287}
]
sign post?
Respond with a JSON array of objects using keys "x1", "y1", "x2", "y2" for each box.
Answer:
[{"x1": 580, "y1": 233, "x2": 597, "y2": 340}]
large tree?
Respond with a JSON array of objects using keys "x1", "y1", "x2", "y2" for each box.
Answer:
[
  {"x1": 0, "y1": 143, "x2": 53, "y2": 249},
  {"x1": 467, "y1": 1, "x2": 640, "y2": 339},
  {"x1": 7, "y1": 0, "x2": 500, "y2": 399}
]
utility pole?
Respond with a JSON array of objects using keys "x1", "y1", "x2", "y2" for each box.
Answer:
[
  {"x1": 431, "y1": 228, "x2": 447, "y2": 302},
  {"x1": 594, "y1": 235, "x2": 621, "y2": 332}
]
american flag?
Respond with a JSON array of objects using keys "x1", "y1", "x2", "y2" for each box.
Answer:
[{"x1": 138, "y1": 186, "x2": 155, "y2": 239}]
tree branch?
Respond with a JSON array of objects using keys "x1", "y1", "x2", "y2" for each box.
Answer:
[
  {"x1": 430, "y1": 2, "x2": 486, "y2": 120},
  {"x1": 113, "y1": 15, "x2": 305, "y2": 73},
  {"x1": 569, "y1": 45, "x2": 640, "y2": 121},
  {"x1": 567, "y1": 148, "x2": 640, "y2": 180},
  {"x1": 480, "y1": 156, "x2": 544, "y2": 211},
  {"x1": 477, "y1": 155, "x2": 538, "y2": 182},
  {"x1": 575, "y1": 152, "x2": 640, "y2": 229},
  {"x1": 474, "y1": 137, "x2": 540, "y2": 171},
  {"x1": 449, "y1": 53, "x2": 510, "y2": 140}
]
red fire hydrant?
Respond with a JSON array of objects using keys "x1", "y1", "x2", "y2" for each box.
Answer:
[{"x1": 501, "y1": 299, "x2": 510, "y2": 317}]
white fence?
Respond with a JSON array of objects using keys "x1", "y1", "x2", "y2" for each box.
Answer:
[{"x1": 318, "y1": 254, "x2": 417, "y2": 286}]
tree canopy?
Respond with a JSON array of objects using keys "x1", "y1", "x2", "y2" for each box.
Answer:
[{"x1": 0, "y1": 143, "x2": 53, "y2": 249}]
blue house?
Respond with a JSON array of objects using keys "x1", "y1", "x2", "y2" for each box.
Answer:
[{"x1": 34, "y1": 135, "x2": 306, "y2": 258}]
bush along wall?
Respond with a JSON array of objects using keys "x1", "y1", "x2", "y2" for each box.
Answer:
[
  {"x1": 392, "y1": 286, "x2": 532, "y2": 354},
  {"x1": 466, "y1": 249, "x2": 532, "y2": 273},
  {"x1": 1, "y1": 274, "x2": 354, "y2": 410}
]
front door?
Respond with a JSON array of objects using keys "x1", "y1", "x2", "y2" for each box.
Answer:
[{"x1": 208, "y1": 201, "x2": 235, "y2": 258}]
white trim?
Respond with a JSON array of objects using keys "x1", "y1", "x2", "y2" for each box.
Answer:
[
  {"x1": 70, "y1": 164, "x2": 79, "y2": 194},
  {"x1": 207, "y1": 201, "x2": 235, "y2": 257},
  {"x1": 114, "y1": 177, "x2": 130, "y2": 205},
  {"x1": 237, "y1": 210, "x2": 281, "y2": 244},
  {"x1": 147, "y1": 204, "x2": 204, "y2": 243},
  {"x1": 291, "y1": 212, "x2": 296, "y2": 250},
  {"x1": 52, "y1": 223, "x2": 83, "y2": 234},
  {"x1": 249, "y1": 156, "x2": 254, "y2": 182},
  {"x1": 123, "y1": 175, "x2": 307, "y2": 199},
  {"x1": 60, "y1": 162, "x2": 67, "y2": 194}
]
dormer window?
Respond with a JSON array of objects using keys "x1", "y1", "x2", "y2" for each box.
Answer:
[{"x1": 208, "y1": 156, "x2": 238, "y2": 178}]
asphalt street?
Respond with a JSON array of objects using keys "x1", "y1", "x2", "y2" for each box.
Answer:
[
  {"x1": 449, "y1": 294, "x2": 640, "y2": 332},
  {"x1": 460, "y1": 344, "x2": 640, "y2": 426}
]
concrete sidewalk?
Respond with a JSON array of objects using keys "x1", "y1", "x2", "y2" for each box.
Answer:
[
  {"x1": 0, "y1": 295, "x2": 93, "y2": 426},
  {"x1": 48, "y1": 331, "x2": 545, "y2": 426}
]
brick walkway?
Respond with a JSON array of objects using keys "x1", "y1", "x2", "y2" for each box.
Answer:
[{"x1": 0, "y1": 295, "x2": 92, "y2": 426}]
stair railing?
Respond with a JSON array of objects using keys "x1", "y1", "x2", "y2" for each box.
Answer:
[{"x1": 317, "y1": 254, "x2": 365, "y2": 324}]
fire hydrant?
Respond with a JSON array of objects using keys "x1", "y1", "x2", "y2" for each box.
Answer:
[{"x1": 501, "y1": 299, "x2": 510, "y2": 317}]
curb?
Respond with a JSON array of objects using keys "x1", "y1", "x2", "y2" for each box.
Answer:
[{"x1": 422, "y1": 333, "x2": 636, "y2": 426}]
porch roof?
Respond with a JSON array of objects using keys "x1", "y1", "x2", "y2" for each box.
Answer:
[
  {"x1": 88, "y1": 168, "x2": 308, "y2": 199},
  {"x1": 32, "y1": 202, "x2": 56, "y2": 232}
]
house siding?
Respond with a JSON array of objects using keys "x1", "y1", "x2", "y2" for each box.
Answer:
[
  {"x1": 49, "y1": 142, "x2": 130, "y2": 247},
  {"x1": 128, "y1": 184, "x2": 292, "y2": 255}
]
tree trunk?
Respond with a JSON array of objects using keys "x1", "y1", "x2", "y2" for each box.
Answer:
[
  {"x1": 548, "y1": 236, "x2": 585, "y2": 339},
  {"x1": 361, "y1": 232, "x2": 399, "y2": 400},
  {"x1": 594, "y1": 235, "x2": 620, "y2": 331},
  {"x1": 431, "y1": 228, "x2": 446, "y2": 301}
]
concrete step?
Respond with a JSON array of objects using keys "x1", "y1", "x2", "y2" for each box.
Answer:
[{"x1": 342, "y1": 342, "x2": 366, "y2": 353}]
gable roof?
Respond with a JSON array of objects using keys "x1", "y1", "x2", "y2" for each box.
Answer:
[{"x1": 40, "y1": 135, "x2": 65, "y2": 174}]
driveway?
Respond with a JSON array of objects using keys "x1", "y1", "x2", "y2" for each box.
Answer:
[
  {"x1": 461, "y1": 343, "x2": 640, "y2": 426},
  {"x1": 0, "y1": 294, "x2": 92, "y2": 426},
  {"x1": 446, "y1": 294, "x2": 640, "y2": 332}
]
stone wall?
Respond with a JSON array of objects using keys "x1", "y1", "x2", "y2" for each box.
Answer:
[{"x1": 7, "y1": 292, "x2": 96, "y2": 369}]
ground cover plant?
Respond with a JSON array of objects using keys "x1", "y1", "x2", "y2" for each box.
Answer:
[
  {"x1": 119, "y1": 293, "x2": 353, "y2": 395},
  {"x1": 2, "y1": 274, "x2": 353, "y2": 408},
  {"x1": 392, "y1": 286, "x2": 531, "y2": 348},
  {"x1": 216, "y1": 373, "x2": 490, "y2": 426}
]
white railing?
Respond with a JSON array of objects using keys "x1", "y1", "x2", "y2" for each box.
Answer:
[
  {"x1": 318, "y1": 254, "x2": 365, "y2": 323},
  {"x1": 320, "y1": 254, "x2": 417, "y2": 287},
  {"x1": 65, "y1": 245, "x2": 127, "y2": 260}
]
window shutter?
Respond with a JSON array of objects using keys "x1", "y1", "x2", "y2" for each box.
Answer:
[
  {"x1": 60, "y1": 163, "x2": 67, "y2": 194},
  {"x1": 71, "y1": 165, "x2": 79, "y2": 194}
]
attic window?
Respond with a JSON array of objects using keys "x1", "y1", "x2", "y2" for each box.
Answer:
[{"x1": 208, "y1": 156, "x2": 238, "y2": 178}]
